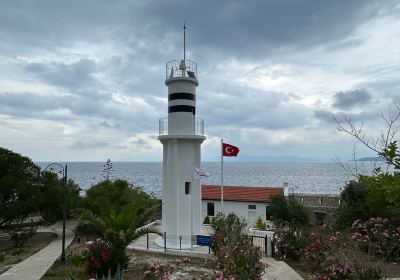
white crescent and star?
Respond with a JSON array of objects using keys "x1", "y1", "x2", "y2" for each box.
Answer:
[{"x1": 225, "y1": 146, "x2": 233, "y2": 154}]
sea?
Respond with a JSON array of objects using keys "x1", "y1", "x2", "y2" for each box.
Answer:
[{"x1": 36, "y1": 161, "x2": 383, "y2": 198}]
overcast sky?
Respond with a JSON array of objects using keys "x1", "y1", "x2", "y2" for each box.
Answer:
[{"x1": 0, "y1": 0, "x2": 399, "y2": 162}]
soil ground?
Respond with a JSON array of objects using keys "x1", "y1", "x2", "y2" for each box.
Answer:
[
  {"x1": 41, "y1": 239, "x2": 215, "y2": 280},
  {"x1": 0, "y1": 232, "x2": 57, "y2": 275}
]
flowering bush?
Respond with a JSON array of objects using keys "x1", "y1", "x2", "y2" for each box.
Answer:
[
  {"x1": 143, "y1": 257, "x2": 190, "y2": 280},
  {"x1": 211, "y1": 213, "x2": 266, "y2": 280},
  {"x1": 351, "y1": 217, "x2": 400, "y2": 260},
  {"x1": 302, "y1": 224, "x2": 385, "y2": 280},
  {"x1": 86, "y1": 240, "x2": 111, "y2": 279},
  {"x1": 272, "y1": 222, "x2": 306, "y2": 260}
]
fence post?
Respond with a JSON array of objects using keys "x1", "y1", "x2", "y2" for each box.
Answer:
[
  {"x1": 146, "y1": 233, "x2": 149, "y2": 250},
  {"x1": 164, "y1": 232, "x2": 166, "y2": 252},
  {"x1": 271, "y1": 239, "x2": 275, "y2": 258},
  {"x1": 267, "y1": 235, "x2": 273, "y2": 257},
  {"x1": 179, "y1": 236, "x2": 182, "y2": 250}
]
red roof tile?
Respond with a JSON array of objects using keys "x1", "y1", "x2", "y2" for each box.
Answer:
[{"x1": 202, "y1": 185, "x2": 284, "y2": 202}]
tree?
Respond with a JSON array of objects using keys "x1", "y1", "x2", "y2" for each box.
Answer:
[
  {"x1": 269, "y1": 195, "x2": 310, "y2": 228},
  {"x1": 336, "y1": 107, "x2": 400, "y2": 221},
  {"x1": 0, "y1": 147, "x2": 42, "y2": 230},
  {"x1": 102, "y1": 159, "x2": 113, "y2": 181},
  {"x1": 83, "y1": 179, "x2": 159, "y2": 217},
  {"x1": 335, "y1": 106, "x2": 400, "y2": 171},
  {"x1": 38, "y1": 174, "x2": 82, "y2": 223},
  {"x1": 335, "y1": 180, "x2": 370, "y2": 229},
  {"x1": 211, "y1": 213, "x2": 265, "y2": 279},
  {"x1": 79, "y1": 183, "x2": 161, "y2": 274},
  {"x1": 0, "y1": 147, "x2": 82, "y2": 240}
]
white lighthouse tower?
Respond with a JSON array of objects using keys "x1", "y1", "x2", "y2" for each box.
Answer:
[{"x1": 158, "y1": 26, "x2": 205, "y2": 248}]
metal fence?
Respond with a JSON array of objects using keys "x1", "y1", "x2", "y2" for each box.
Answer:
[
  {"x1": 250, "y1": 233, "x2": 274, "y2": 257},
  {"x1": 159, "y1": 117, "x2": 205, "y2": 136}
]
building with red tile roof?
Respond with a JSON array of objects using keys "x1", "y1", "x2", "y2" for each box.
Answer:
[
  {"x1": 201, "y1": 185, "x2": 283, "y2": 202},
  {"x1": 201, "y1": 184, "x2": 284, "y2": 226}
]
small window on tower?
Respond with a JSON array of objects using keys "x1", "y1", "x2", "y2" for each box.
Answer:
[{"x1": 185, "y1": 182, "x2": 190, "y2": 195}]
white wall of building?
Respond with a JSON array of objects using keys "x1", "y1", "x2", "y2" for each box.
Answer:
[{"x1": 201, "y1": 200, "x2": 270, "y2": 227}]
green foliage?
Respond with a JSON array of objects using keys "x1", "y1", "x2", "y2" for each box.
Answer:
[
  {"x1": 203, "y1": 216, "x2": 211, "y2": 224},
  {"x1": 66, "y1": 263, "x2": 124, "y2": 280},
  {"x1": 361, "y1": 172, "x2": 400, "y2": 218},
  {"x1": 211, "y1": 212, "x2": 247, "y2": 239},
  {"x1": 336, "y1": 172, "x2": 400, "y2": 229},
  {"x1": 269, "y1": 195, "x2": 310, "y2": 227},
  {"x1": 83, "y1": 179, "x2": 159, "y2": 216},
  {"x1": 0, "y1": 147, "x2": 42, "y2": 230},
  {"x1": 378, "y1": 140, "x2": 400, "y2": 171},
  {"x1": 0, "y1": 147, "x2": 82, "y2": 241},
  {"x1": 10, "y1": 223, "x2": 36, "y2": 248},
  {"x1": 335, "y1": 181, "x2": 371, "y2": 229},
  {"x1": 211, "y1": 213, "x2": 265, "y2": 280},
  {"x1": 79, "y1": 180, "x2": 161, "y2": 273},
  {"x1": 254, "y1": 216, "x2": 267, "y2": 230},
  {"x1": 335, "y1": 113, "x2": 400, "y2": 229}
]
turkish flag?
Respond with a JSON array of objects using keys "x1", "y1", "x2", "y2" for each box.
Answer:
[{"x1": 222, "y1": 143, "x2": 240, "y2": 157}]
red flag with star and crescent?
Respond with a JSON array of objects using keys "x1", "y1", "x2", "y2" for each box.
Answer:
[{"x1": 222, "y1": 143, "x2": 240, "y2": 157}]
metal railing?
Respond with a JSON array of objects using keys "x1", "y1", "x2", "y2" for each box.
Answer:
[
  {"x1": 159, "y1": 117, "x2": 204, "y2": 136},
  {"x1": 166, "y1": 59, "x2": 197, "y2": 79}
]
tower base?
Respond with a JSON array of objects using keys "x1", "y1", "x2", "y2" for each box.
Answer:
[{"x1": 154, "y1": 236, "x2": 198, "y2": 250}]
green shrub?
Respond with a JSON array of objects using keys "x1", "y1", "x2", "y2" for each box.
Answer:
[
  {"x1": 270, "y1": 195, "x2": 309, "y2": 227},
  {"x1": 211, "y1": 213, "x2": 265, "y2": 279},
  {"x1": 254, "y1": 216, "x2": 267, "y2": 230},
  {"x1": 203, "y1": 216, "x2": 211, "y2": 224}
]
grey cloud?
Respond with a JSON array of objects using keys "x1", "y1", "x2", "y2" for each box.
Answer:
[
  {"x1": 332, "y1": 89, "x2": 371, "y2": 109},
  {"x1": 1, "y1": 1, "x2": 397, "y2": 60},
  {"x1": 144, "y1": 0, "x2": 396, "y2": 60},
  {"x1": 98, "y1": 121, "x2": 121, "y2": 129},
  {"x1": 0, "y1": 91, "x2": 158, "y2": 131},
  {"x1": 198, "y1": 87, "x2": 310, "y2": 130},
  {"x1": 314, "y1": 109, "x2": 376, "y2": 123},
  {"x1": 69, "y1": 141, "x2": 109, "y2": 150},
  {"x1": 130, "y1": 137, "x2": 153, "y2": 150},
  {"x1": 26, "y1": 59, "x2": 99, "y2": 92}
]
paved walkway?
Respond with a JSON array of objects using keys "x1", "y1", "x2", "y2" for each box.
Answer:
[
  {"x1": 263, "y1": 257, "x2": 304, "y2": 280},
  {"x1": 0, "y1": 222, "x2": 76, "y2": 280}
]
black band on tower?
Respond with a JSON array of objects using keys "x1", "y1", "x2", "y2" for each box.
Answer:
[
  {"x1": 168, "y1": 105, "x2": 196, "y2": 115},
  {"x1": 168, "y1": 92, "x2": 195, "y2": 101}
]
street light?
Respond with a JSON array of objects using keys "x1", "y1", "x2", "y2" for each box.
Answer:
[{"x1": 42, "y1": 163, "x2": 68, "y2": 266}]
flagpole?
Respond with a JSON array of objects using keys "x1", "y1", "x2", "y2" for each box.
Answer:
[{"x1": 221, "y1": 138, "x2": 224, "y2": 212}]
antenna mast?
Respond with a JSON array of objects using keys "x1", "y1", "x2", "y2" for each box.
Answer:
[{"x1": 183, "y1": 23, "x2": 186, "y2": 61}]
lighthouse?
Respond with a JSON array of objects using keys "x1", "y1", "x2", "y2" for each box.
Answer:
[{"x1": 157, "y1": 26, "x2": 205, "y2": 248}]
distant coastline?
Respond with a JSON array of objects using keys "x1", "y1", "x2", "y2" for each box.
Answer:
[{"x1": 356, "y1": 157, "x2": 384, "y2": 162}]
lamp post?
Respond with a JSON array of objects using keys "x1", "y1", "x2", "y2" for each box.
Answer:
[{"x1": 42, "y1": 163, "x2": 67, "y2": 266}]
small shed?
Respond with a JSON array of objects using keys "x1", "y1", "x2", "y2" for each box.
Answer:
[{"x1": 201, "y1": 185, "x2": 284, "y2": 226}]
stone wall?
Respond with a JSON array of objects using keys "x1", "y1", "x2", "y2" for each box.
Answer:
[{"x1": 291, "y1": 193, "x2": 341, "y2": 225}]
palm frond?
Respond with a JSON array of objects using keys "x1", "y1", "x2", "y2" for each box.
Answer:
[
  {"x1": 79, "y1": 209, "x2": 106, "y2": 236},
  {"x1": 127, "y1": 224, "x2": 162, "y2": 243}
]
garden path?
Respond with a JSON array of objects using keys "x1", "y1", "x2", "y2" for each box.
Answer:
[{"x1": 0, "y1": 220, "x2": 76, "y2": 280}]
